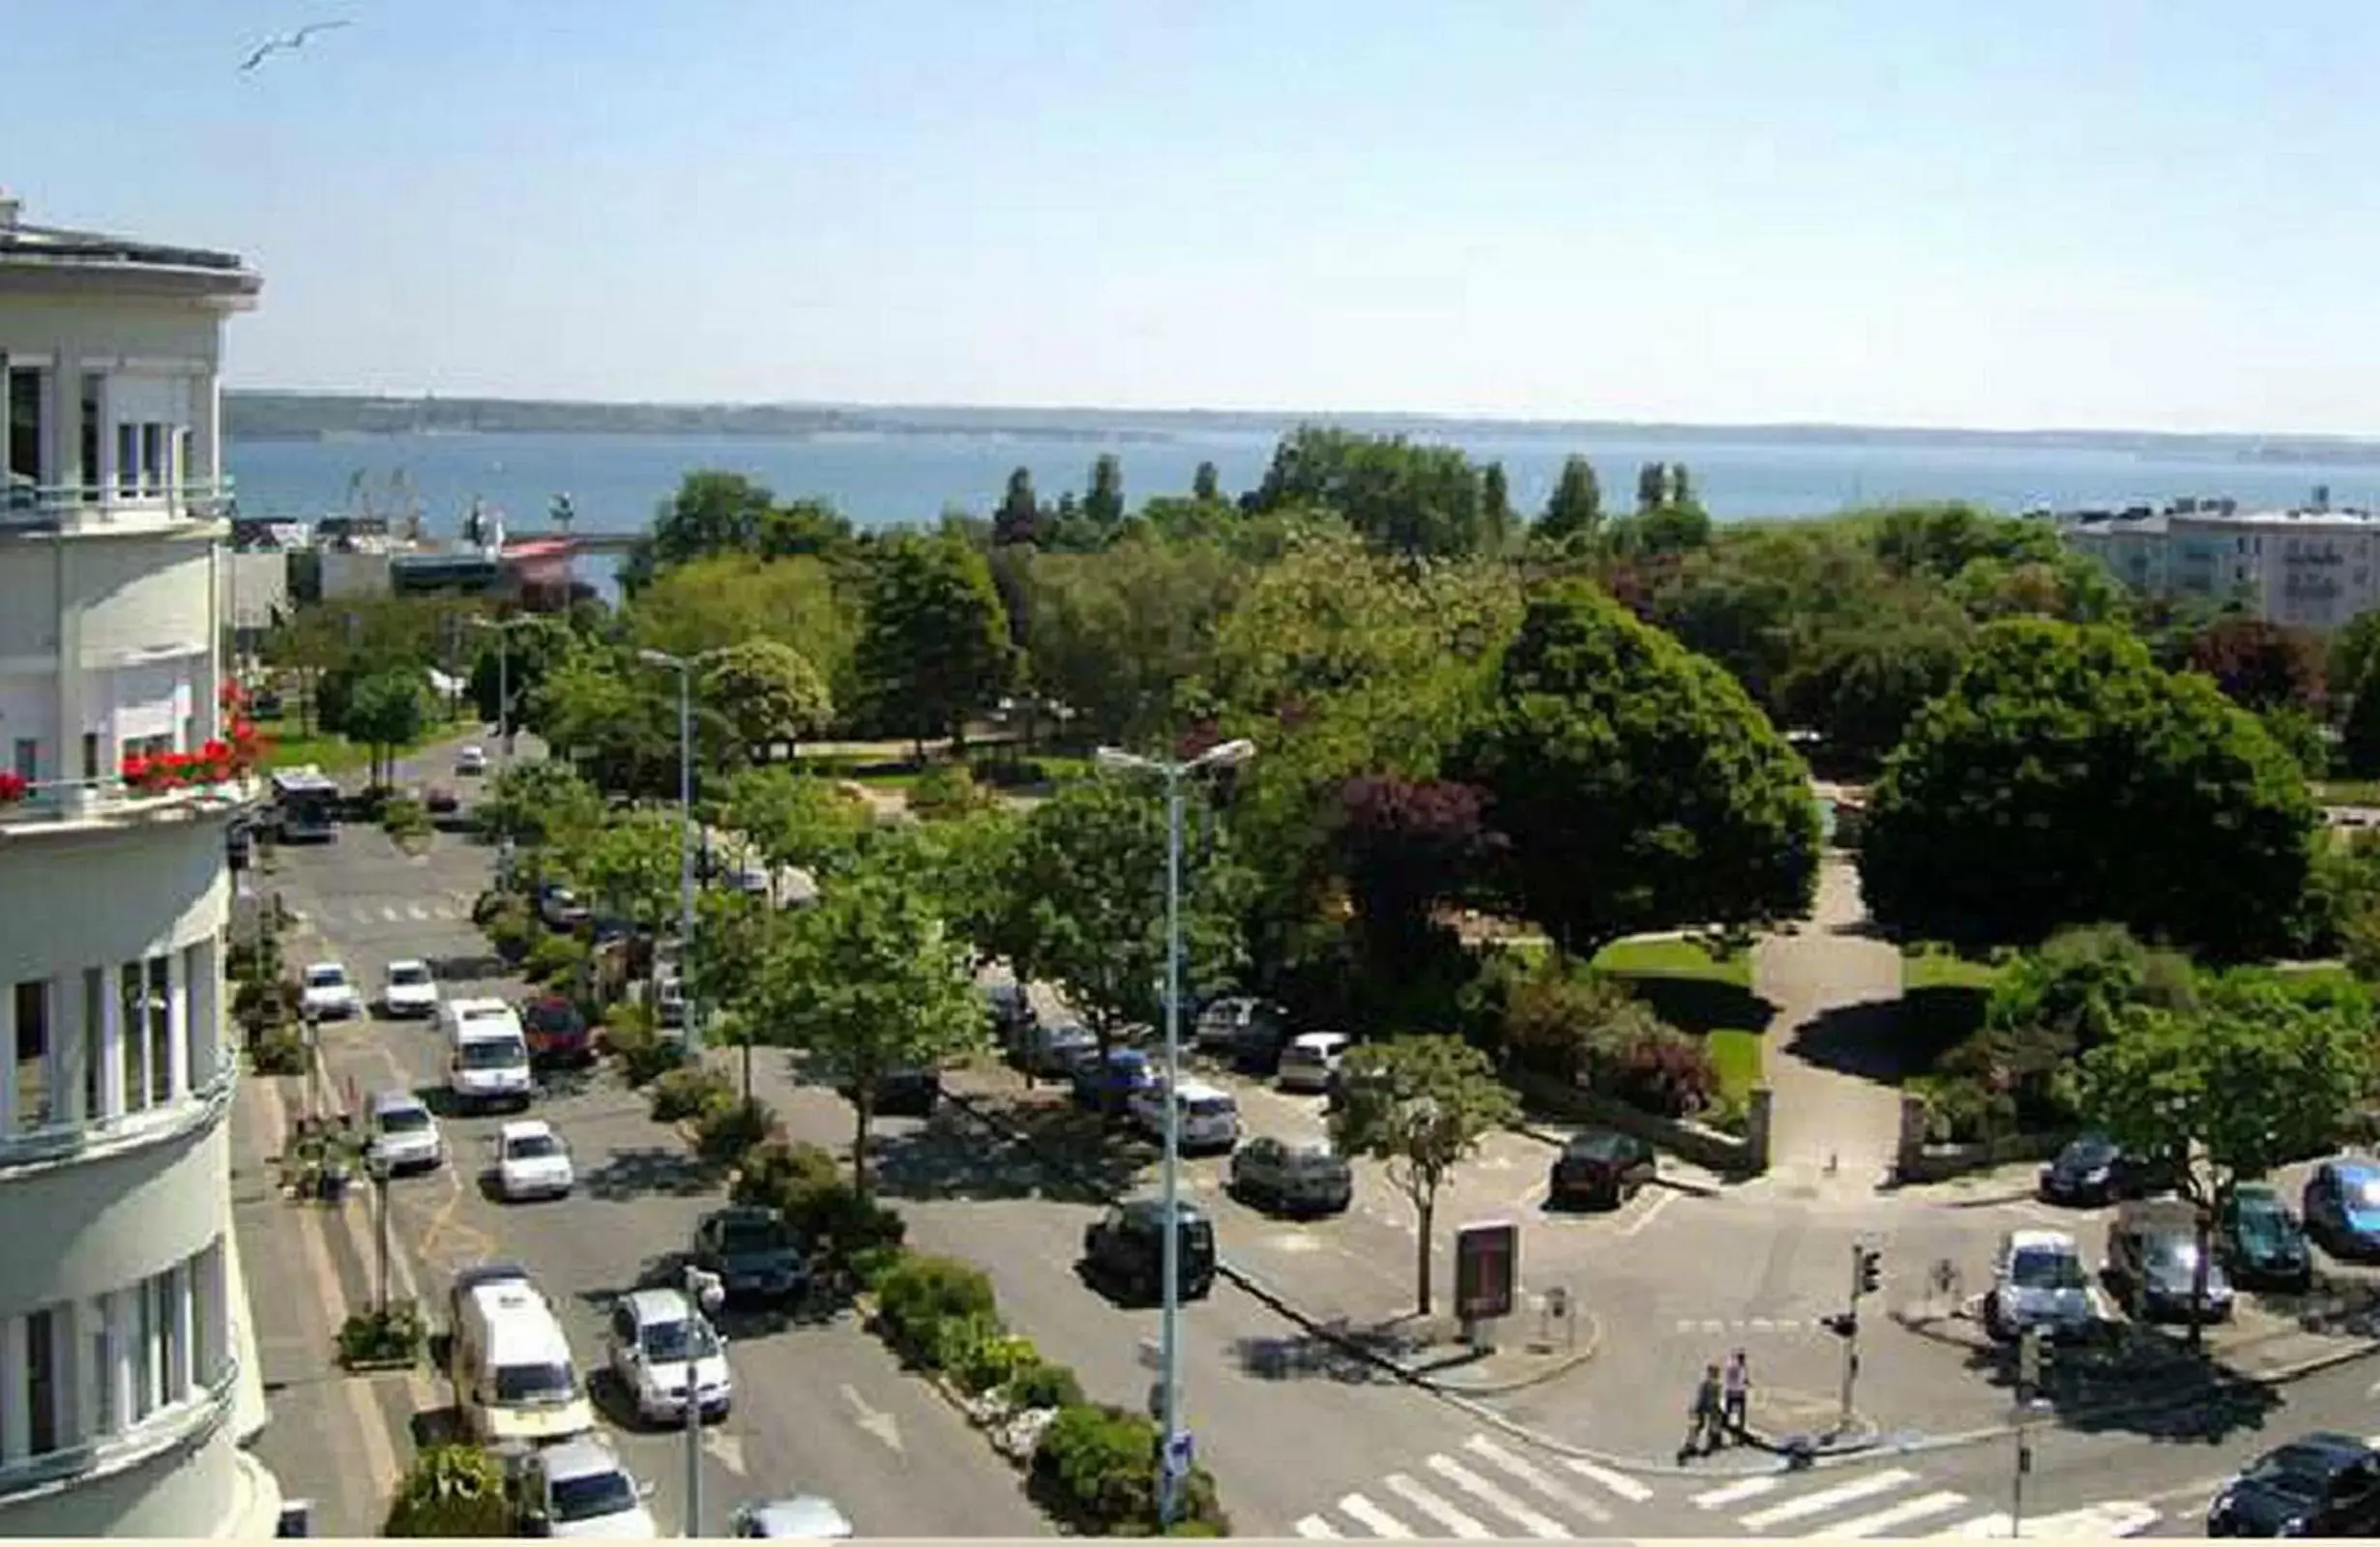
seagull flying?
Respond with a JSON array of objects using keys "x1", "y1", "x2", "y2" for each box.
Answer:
[{"x1": 239, "y1": 19, "x2": 351, "y2": 73}]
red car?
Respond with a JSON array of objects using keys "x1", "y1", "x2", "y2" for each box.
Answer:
[{"x1": 521, "y1": 995, "x2": 594, "y2": 1066}]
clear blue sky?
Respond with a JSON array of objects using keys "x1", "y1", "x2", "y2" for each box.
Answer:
[{"x1": 6, "y1": 1, "x2": 2373, "y2": 433}]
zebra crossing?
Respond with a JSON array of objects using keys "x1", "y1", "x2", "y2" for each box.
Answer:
[
  {"x1": 1291, "y1": 1431, "x2": 2172, "y2": 1540},
  {"x1": 288, "y1": 890, "x2": 480, "y2": 928},
  {"x1": 1689, "y1": 1464, "x2": 2162, "y2": 1539},
  {"x1": 1291, "y1": 1433, "x2": 1653, "y2": 1539}
]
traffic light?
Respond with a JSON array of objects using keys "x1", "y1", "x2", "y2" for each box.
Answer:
[
  {"x1": 1822, "y1": 1311, "x2": 1859, "y2": 1338},
  {"x1": 1857, "y1": 1246, "x2": 1882, "y2": 1297}
]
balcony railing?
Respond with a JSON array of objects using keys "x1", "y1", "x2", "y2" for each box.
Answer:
[
  {"x1": 0, "y1": 476, "x2": 237, "y2": 529},
  {"x1": 0, "y1": 771, "x2": 259, "y2": 831}
]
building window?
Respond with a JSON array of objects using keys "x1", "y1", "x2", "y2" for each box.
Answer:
[
  {"x1": 146, "y1": 956, "x2": 172, "y2": 1106},
  {"x1": 89, "y1": 1299, "x2": 116, "y2": 1437},
  {"x1": 81, "y1": 968, "x2": 102, "y2": 1122},
  {"x1": 78, "y1": 375, "x2": 100, "y2": 498},
  {"x1": 115, "y1": 424, "x2": 137, "y2": 494},
  {"x1": 191, "y1": 1241, "x2": 225, "y2": 1386},
  {"x1": 183, "y1": 943, "x2": 210, "y2": 1088},
  {"x1": 9, "y1": 739, "x2": 31, "y2": 784},
  {"x1": 133, "y1": 1278, "x2": 160, "y2": 1420},
  {"x1": 80, "y1": 731, "x2": 98, "y2": 781},
  {"x1": 118, "y1": 963, "x2": 148, "y2": 1115},
  {"x1": 139, "y1": 424, "x2": 164, "y2": 492},
  {"x1": 6, "y1": 366, "x2": 43, "y2": 487},
  {"x1": 4, "y1": 1304, "x2": 67, "y2": 1462},
  {"x1": 14, "y1": 978, "x2": 49, "y2": 1132}
]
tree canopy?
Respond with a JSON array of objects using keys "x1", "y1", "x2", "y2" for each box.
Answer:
[
  {"x1": 1454, "y1": 582, "x2": 1821, "y2": 952},
  {"x1": 1245, "y1": 425, "x2": 1504, "y2": 558},
  {"x1": 1859, "y1": 618, "x2": 2319, "y2": 960},
  {"x1": 852, "y1": 533, "x2": 1015, "y2": 748},
  {"x1": 701, "y1": 637, "x2": 834, "y2": 761}
]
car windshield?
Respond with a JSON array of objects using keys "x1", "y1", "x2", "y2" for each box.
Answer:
[
  {"x1": 2246, "y1": 1447, "x2": 2346, "y2": 1501},
  {"x1": 493, "y1": 1361, "x2": 576, "y2": 1405},
  {"x1": 718, "y1": 1217, "x2": 792, "y2": 1254},
  {"x1": 528, "y1": 1002, "x2": 582, "y2": 1031},
  {"x1": 2144, "y1": 1235, "x2": 2201, "y2": 1270},
  {"x1": 549, "y1": 1470, "x2": 639, "y2": 1523},
  {"x1": 2350, "y1": 1177, "x2": 2380, "y2": 1210},
  {"x1": 507, "y1": 1133, "x2": 562, "y2": 1160},
  {"x1": 462, "y1": 1038, "x2": 526, "y2": 1069},
  {"x1": 2065, "y1": 1137, "x2": 2119, "y2": 1167},
  {"x1": 389, "y1": 964, "x2": 432, "y2": 986},
  {"x1": 306, "y1": 967, "x2": 345, "y2": 988},
  {"x1": 640, "y1": 1318, "x2": 718, "y2": 1362},
  {"x1": 1568, "y1": 1136, "x2": 1630, "y2": 1162},
  {"x1": 380, "y1": 1107, "x2": 431, "y2": 1134},
  {"x1": 2010, "y1": 1247, "x2": 2086, "y2": 1289},
  {"x1": 1187, "y1": 1096, "x2": 1233, "y2": 1118}
]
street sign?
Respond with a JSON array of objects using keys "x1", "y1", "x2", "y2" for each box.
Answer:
[
  {"x1": 1454, "y1": 1219, "x2": 1519, "y2": 1322},
  {"x1": 1162, "y1": 1432, "x2": 1195, "y2": 1480}
]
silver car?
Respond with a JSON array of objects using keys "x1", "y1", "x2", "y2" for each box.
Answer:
[
  {"x1": 1987, "y1": 1228, "x2": 2099, "y2": 1342},
  {"x1": 728, "y1": 1497, "x2": 854, "y2": 1539},
  {"x1": 365, "y1": 1091, "x2": 444, "y2": 1174}
]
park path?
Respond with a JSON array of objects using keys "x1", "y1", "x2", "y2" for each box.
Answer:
[{"x1": 1752, "y1": 856, "x2": 1907, "y2": 1190}]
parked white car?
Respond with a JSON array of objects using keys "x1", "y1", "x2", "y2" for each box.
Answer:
[
  {"x1": 603, "y1": 1286, "x2": 733, "y2": 1425},
  {"x1": 514, "y1": 1436, "x2": 657, "y2": 1539},
  {"x1": 381, "y1": 958, "x2": 441, "y2": 1018},
  {"x1": 494, "y1": 1120, "x2": 575, "y2": 1202},
  {"x1": 455, "y1": 744, "x2": 488, "y2": 776},
  {"x1": 299, "y1": 961, "x2": 362, "y2": 1021},
  {"x1": 1128, "y1": 1077, "x2": 1242, "y2": 1154},
  {"x1": 1276, "y1": 1031, "x2": 1352, "y2": 1094}
]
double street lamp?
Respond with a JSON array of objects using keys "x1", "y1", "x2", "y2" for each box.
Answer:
[
  {"x1": 468, "y1": 614, "x2": 540, "y2": 764},
  {"x1": 1091, "y1": 736, "x2": 1256, "y2": 1528},
  {"x1": 637, "y1": 648, "x2": 726, "y2": 1061}
]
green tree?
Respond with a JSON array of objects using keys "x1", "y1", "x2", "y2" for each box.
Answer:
[
  {"x1": 1191, "y1": 460, "x2": 1221, "y2": 502},
  {"x1": 2078, "y1": 979, "x2": 2373, "y2": 1342},
  {"x1": 625, "y1": 554, "x2": 861, "y2": 714},
  {"x1": 1023, "y1": 538, "x2": 1248, "y2": 745},
  {"x1": 2344, "y1": 686, "x2": 2380, "y2": 778},
  {"x1": 467, "y1": 613, "x2": 580, "y2": 730},
  {"x1": 1870, "y1": 504, "x2": 2064, "y2": 580},
  {"x1": 1859, "y1": 619, "x2": 2319, "y2": 960},
  {"x1": 1634, "y1": 461, "x2": 1667, "y2": 513},
  {"x1": 853, "y1": 534, "x2": 1017, "y2": 751},
  {"x1": 2186, "y1": 615, "x2": 2328, "y2": 715},
  {"x1": 1538, "y1": 455, "x2": 1602, "y2": 547},
  {"x1": 757, "y1": 865, "x2": 986, "y2": 1197},
  {"x1": 635, "y1": 470, "x2": 778, "y2": 578},
  {"x1": 343, "y1": 669, "x2": 432, "y2": 787},
  {"x1": 702, "y1": 637, "x2": 834, "y2": 763},
  {"x1": 1084, "y1": 453, "x2": 1126, "y2": 533},
  {"x1": 475, "y1": 759, "x2": 605, "y2": 847},
  {"x1": 1246, "y1": 425, "x2": 1495, "y2": 558},
  {"x1": 383, "y1": 1444, "x2": 512, "y2": 1537},
  {"x1": 1327, "y1": 1036, "x2": 1519, "y2": 1316},
  {"x1": 1778, "y1": 619, "x2": 1971, "y2": 768},
  {"x1": 721, "y1": 766, "x2": 875, "y2": 876},
  {"x1": 2331, "y1": 610, "x2": 2380, "y2": 710},
  {"x1": 986, "y1": 775, "x2": 1253, "y2": 1061},
  {"x1": 558, "y1": 808, "x2": 684, "y2": 940},
  {"x1": 993, "y1": 466, "x2": 1043, "y2": 547},
  {"x1": 1454, "y1": 583, "x2": 1822, "y2": 953},
  {"x1": 1480, "y1": 462, "x2": 1512, "y2": 534}
]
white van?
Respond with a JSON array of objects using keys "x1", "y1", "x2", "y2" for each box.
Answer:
[
  {"x1": 448, "y1": 1271, "x2": 596, "y2": 1446},
  {"x1": 445, "y1": 999, "x2": 533, "y2": 1113}
]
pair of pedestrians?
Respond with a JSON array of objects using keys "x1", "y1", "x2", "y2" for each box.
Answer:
[{"x1": 1681, "y1": 1349, "x2": 1749, "y2": 1461}]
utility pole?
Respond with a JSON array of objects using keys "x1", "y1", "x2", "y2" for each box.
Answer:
[
  {"x1": 2012, "y1": 1327, "x2": 2042, "y2": 1538},
  {"x1": 1823, "y1": 1242, "x2": 1881, "y2": 1438}
]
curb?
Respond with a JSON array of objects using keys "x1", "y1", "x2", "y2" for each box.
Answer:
[{"x1": 1509, "y1": 1122, "x2": 1730, "y2": 1196}]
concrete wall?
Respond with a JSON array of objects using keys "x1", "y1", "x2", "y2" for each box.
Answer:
[
  {"x1": 0, "y1": 1409, "x2": 264, "y2": 1538},
  {"x1": 0, "y1": 292, "x2": 224, "y2": 370},
  {"x1": 0, "y1": 821, "x2": 226, "y2": 978},
  {"x1": 71, "y1": 538, "x2": 213, "y2": 664},
  {"x1": 222, "y1": 550, "x2": 287, "y2": 631},
  {"x1": 1508, "y1": 1067, "x2": 1770, "y2": 1177},
  {"x1": 1892, "y1": 1093, "x2": 2071, "y2": 1183}
]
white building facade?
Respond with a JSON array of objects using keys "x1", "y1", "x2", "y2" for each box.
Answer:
[
  {"x1": 0, "y1": 198, "x2": 282, "y2": 1536},
  {"x1": 2062, "y1": 504, "x2": 2380, "y2": 631}
]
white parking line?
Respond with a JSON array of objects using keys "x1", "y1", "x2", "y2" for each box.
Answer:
[
  {"x1": 1620, "y1": 1187, "x2": 1678, "y2": 1237},
  {"x1": 1558, "y1": 1454, "x2": 1652, "y2": 1504},
  {"x1": 1382, "y1": 1474, "x2": 1490, "y2": 1538},
  {"x1": 380, "y1": 904, "x2": 400, "y2": 922},
  {"x1": 1828, "y1": 1490, "x2": 1971, "y2": 1537},
  {"x1": 1293, "y1": 1516, "x2": 1342, "y2": 1539},
  {"x1": 1693, "y1": 1475, "x2": 1781, "y2": 1509},
  {"x1": 1458, "y1": 1435, "x2": 1613, "y2": 1521},
  {"x1": 1738, "y1": 1469, "x2": 1916, "y2": 1531},
  {"x1": 1337, "y1": 1494, "x2": 1414, "y2": 1538},
  {"x1": 406, "y1": 902, "x2": 428, "y2": 920},
  {"x1": 1424, "y1": 1454, "x2": 1569, "y2": 1538},
  {"x1": 1951, "y1": 1502, "x2": 2159, "y2": 1537}
]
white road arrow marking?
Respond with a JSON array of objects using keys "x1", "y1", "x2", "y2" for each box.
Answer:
[
  {"x1": 701, "y1": 1429, "x2": 747, "y2": 1476},
  {"x1": 841, "y1": 1383, "x2": 903, "y2": 1451}
]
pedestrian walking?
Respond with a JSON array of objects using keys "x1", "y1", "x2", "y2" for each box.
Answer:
[
  {"x1": 1722, "y1": 1348, "x2": 1750, "y2": 1439},
  {"x1": 1680, "y1": 1362, "x2": 1724, "y2": 1461}
]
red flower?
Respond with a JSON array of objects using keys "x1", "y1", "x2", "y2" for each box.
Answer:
[{"x1": 0, "y1": 771, "x2": 26, "y2": 803}]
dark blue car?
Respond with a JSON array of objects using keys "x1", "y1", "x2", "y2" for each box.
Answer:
[{"x1": 1072, "y1": 1048, "x2": 1156, "y2": 1118}]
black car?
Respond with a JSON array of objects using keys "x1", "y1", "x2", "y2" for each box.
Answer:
[
  {"x1": 2103, "y1": 1199, "x2": 2234, "y2": 1323},
  {"x1": 1227, "y1": 1136, "x2": 1353, "y2": 1216},
  {"x1": 1081, "y1": 1199, "x2": 1217, "y2": 1304},
  {"x1": 840, "y1": 1066, "x2": 941, "y2": 1119},
  {"x1": 2219, "y1": 1183, "x2": 2315, "y2": 1292},
  {"x1": 2038, "y1": 1132, "x2": 2168, "y2": 1207},
  {"x1": 2209, "y1": 1433, "x2": 2380, "y2": 1536},
  {"x1": 690, "y1": 1206, "x2": 810, "y2": 1304},
  {"x1": 1546, "y1": 1130, "x2": 1657, "y2": 1210}
]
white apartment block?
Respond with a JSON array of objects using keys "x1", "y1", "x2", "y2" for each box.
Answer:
[
  {"x1": 2061, "y1": 499, "x2": 2380, "y2": 630},
  {"x1": 0, "y1": 195, "x2": 282, "y2": 1535}
]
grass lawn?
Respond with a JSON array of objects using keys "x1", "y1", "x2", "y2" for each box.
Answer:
[
  {"x1": 1901, "y1": 946, "x2": 2002, "y2": 992},
  {"x1": 1706, "y1": 1028, "x2": 1763, "y2": 1106},
  {"x1": 255, "y1": 712, "x2": 468, "y2": 776},
  {"x1": 1589, "y1": 935, "x2": 1753, "y2": 988},
  {"x1": 2317, "y1": 779, "x2": 2380, "y2": 806}
]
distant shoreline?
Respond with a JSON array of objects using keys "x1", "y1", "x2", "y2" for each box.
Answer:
[{"x1": 220, "y1": 391, "x2": 2380, "y2": 466}]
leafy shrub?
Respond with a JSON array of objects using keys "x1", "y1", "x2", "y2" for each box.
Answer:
[
  {"x1": 848, "y1": 1243, "x2": 908, "y2": 1291},
  {"x1": 732, "y1": 1139, "x2": 843, "y2": 1209},
  {"x1": 1007, "y1": 1357, "x2": 1085, "y2": 1412},
  {"x1": 1030, "y1": 1402, "x2": 1230, "y2": 1535},
  {"x1": 873, "y1": 1253, "x2": 997, "y2": 1353},
  {"x1": 733, "y1": 1140, "x2": 908, "y2": 1267},
  {"x1": 482, "y1": 897, "x2": 537, "y2": 963},
  {"x1": 250, "y1": 1024, "x2": 309, "y2": 1076},
  {"x1": 909, "y1": 762, "x2": 992, "y2": 820},
  {"x1": 337, "y1": 1299, "x2": 426, "y2": 1368},
  {"x1": 523, "y1": 931, "x2": 588, "y2": 987},
  {"x1": 958, "y1": 1326, "x2": 1043, "y2": 1397},
  {"x1": 929, "y1": 1310, "x2": 1008, "y2": 1386},
  {"x1": 694, "y1": 1097, "x2": 780, "y2": 1168},
  {"x1": 603, "y1": 1007, "x2": 684, "y2": 1087},
  {"x1": 380, "y1": 794, "x2": 430, "y2": 838},
  {"x1": 383, "y1": 1443, "x2": 512, "y2": 1538},
  {"x1": 805, "y1": 1184, "x2": 908, "y2": 1267},
  {"x1": 968, "y1": 755, "x2": 1050, "y2": 790},
  {"x1": 651, "y1": 1065, "x2": 735, "y2": 1124},
  {"x1": 1588, "y1": 1022, "x2": 1717, "y2": 1119}
]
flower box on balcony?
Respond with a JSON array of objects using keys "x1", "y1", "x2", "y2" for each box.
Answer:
[{"x1": 0, "y1": 771, "x2": 26, "y2": 806}]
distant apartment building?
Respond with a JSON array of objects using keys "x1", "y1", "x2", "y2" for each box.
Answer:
[
  {"x1": 0, "y1": 196, "x2": 283, "y2": 1535},
  {"x1": 2059, "y1": 493, "x2": 2380, "y2": 630}
]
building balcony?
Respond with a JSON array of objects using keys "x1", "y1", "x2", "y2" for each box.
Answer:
[
  {"x1": 0, "y1": 478, "x2": 235, "y2": 535},
  {"x1": 0, "y1": 773, "x2": 258, "y2": 840}
]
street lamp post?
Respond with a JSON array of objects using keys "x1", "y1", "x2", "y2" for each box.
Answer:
[
  {"x1": 469, "y1": 615, "x2": 538, "y2": 765},
  {"x1": 1092, "y1": 736, "x2": 1255, "y2": 1527},
  {"x1": 682, "y1": 1265, "x2": 724, "y2": 1538},
  {"x1": 638, "y1": 650, "x2": 706, "y2": 1061}
]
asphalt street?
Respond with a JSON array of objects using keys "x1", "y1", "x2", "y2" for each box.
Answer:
[{"x1": 250, "y1": 736, "x2": 1048, "y2": 1538}]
